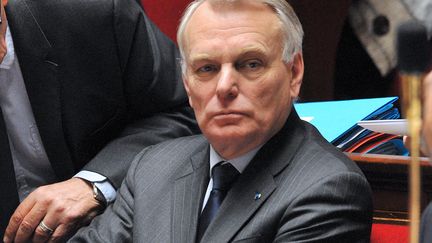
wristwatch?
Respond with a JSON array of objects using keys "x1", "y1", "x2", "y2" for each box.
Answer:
[{"x1": 91, "y1": 183, "x2": 107, "y2": 208}]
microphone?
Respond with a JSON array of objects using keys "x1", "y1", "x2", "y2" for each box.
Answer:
[
  {"x1": 398, "y1": 21, "x2": 430, "y2": 117},
  {"x1": 398, "y1": 21, "x2": 429, "y2": 74},
  {"x1": 397, "y1": 20, "x2": 430, "y2": 243}
]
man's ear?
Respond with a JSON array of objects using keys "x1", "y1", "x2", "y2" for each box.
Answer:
[
  {"x1": 182, "y1": 74, "x2": 194, "y2": 108},
  {"x1": 289, "y1": 52, "x2": 304, "y2": 98}
]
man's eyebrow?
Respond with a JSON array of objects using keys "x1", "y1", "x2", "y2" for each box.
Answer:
[
  {"x1": 189, "y1": 46, "x2": 266, "y2": 60},
  {"x1": 237, "y1": 46, "x2": 267, "y2": 58},
  {"x1": 187, "y1": 46, "x2": 268, "y2": 67},
  {"x1": 189, "y1": 53, "x2": 212, "y2": 63}
]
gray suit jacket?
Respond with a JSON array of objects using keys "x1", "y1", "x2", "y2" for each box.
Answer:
[
  {"x1": 70, "y1": 110, "x2": 373, "y2": 242},
  {"x1": 421, "y1": 202, "x2": 432, "y2": 243}
]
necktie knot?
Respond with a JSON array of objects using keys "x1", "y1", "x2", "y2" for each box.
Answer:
[{"x1": 211, "y1": 162, "x2": 239, "y2": 191}]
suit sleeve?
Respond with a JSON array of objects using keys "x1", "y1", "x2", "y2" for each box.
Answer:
[
  {"x1": 82, "y1": 0, "x2": 199, "y2": 189},
  {"x1": 274, "y1": 172, "x2": 373, "y2": 243},
  {"x1": 421, "y1": 202, "x2": 432, "y2": 243},
  {"x1": 70, "y1": 149, "x2": 149, "y2": 242}
]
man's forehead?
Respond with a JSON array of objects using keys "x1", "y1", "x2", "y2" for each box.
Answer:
[
  {"x1": 186, "y1": 0, "x2": 278, "y2": 31},
  {"x1": 206, "y1": 0, "x2": 271, "y2": 11},
  {"x1": 188, "y1": 46, "x2": 267, "y2": 63},
  {"x1": 184, "y1": 1, "x2": 282, "y2": 52}
]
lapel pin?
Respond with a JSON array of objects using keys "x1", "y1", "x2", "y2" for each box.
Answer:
[{"x1": 254, "y1": 192, "x2": 262, "y2": 201}]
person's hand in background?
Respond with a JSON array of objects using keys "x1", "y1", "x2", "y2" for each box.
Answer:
[
  {"x1": 0, "y1": 0, "x2": 8, "y2": 63},
  {"x1": 403, "y1": 71, "x2": 432, "y2": 157},
  {"x1": 422, "y1": 71, "x2": 432, "y2": 157}
]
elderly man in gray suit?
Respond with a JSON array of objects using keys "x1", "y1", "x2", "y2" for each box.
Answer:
[{"x1": 70, "y1": 0, "x2": 373, "y2": 242}]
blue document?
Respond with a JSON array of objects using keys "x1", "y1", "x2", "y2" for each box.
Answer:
[{"x1": 294, "y1": 97, "x2": 399, "y2": 143}]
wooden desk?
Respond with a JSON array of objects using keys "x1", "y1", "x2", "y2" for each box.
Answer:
[{"x1": 347, "y1": 153, "x2": 432, "y2": 224}]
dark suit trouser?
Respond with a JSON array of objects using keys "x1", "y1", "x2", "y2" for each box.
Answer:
[{"x1": 0, "y1": 109, "x2": 19, "y2": 240}]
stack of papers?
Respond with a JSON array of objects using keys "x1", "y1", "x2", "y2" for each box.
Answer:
[
  {"x1": 357, "y1": 119, "x2": 408, "y2": 136},
  {"x1": 294, "y1": 97, "x2": 408, "y2": 155}
]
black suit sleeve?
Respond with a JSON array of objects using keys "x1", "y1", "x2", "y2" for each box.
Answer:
[{"x1": 83, "y1": 0, "x2": 199, "y2": 188}]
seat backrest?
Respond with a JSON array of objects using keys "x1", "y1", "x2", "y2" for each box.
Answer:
[{"x1": 371, "y1": 223, "x2": 408, "y2": 243}]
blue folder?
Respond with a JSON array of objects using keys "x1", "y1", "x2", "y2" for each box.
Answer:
[{"x1": 294, "y1": 97, "x2": 399, "y2": 143}]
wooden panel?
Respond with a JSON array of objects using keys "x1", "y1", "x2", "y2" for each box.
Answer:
[{"x1": 347, "y1": 153, "x2": 432, "y2": 224}]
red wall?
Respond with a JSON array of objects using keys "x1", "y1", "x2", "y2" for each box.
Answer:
[{"x1": 141, "y1": 0, "x2": 191, "y2": 42}]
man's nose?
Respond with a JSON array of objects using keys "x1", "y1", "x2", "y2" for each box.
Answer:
[{"x1": 216, "y1": 65, "x2": 239, "y2": 101}]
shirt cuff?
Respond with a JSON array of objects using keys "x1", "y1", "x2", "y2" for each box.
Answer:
[{"x1": 74, "y1": 171, "x2": 116, "y2": 204}]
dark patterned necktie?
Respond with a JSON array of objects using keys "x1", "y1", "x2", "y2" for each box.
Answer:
[{"x1": 197, "y1": 162, "x2": 240, "y2": 241}]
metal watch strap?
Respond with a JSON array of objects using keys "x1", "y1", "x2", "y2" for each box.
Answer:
[{"x1": 92, "y1": 183, "x2": 107, "y2": 207}]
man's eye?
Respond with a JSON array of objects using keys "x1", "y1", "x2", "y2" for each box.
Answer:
[
  {"x1": 247, "y1": 61, "x2": 261, "y2": 69},
  {"x1": 239, "y1": 60, "x2": 263, "y2": 70},
  {"x1": 197, "y1": 65, "x2": 216, "y2": 73}
]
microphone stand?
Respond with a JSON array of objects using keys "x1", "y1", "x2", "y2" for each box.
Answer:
[
  {"x1": 402, "y1": 73, "x2": 422, "y2": 243},
  {"x1": 397, "y1": 20, "x2": 429, "y2": 243}
]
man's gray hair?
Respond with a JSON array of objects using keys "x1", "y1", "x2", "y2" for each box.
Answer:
[{"x1": 177, "y1": 0, "x2": 304, "y2": 73}]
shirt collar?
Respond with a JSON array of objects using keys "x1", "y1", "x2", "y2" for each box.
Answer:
[
  {"x1": 209, "y1": 144, "x2": 262, "y2": 174},
  {"x1": 1, "y1": 26, "x2": 16, "y2": 70}
]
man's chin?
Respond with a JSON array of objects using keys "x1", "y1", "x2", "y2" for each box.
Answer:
[{"x1": 205, "y1": 128, "x2": 258, "y2": 146}]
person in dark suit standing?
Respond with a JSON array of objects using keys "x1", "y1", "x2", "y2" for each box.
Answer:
[
  {"x1": 0, "y1": 0, "x2": 198, "y2": 241},
  {"x1": 70, "y1": 0, "x2": 373, "y2": 242}
]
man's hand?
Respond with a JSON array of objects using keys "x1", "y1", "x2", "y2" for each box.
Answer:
[
  {"x1": 404, "y1": 71, "x2": 432, "y2": 157},
  {"x1": 3, "y1": 178, "x2": 104, "y2": 243},
  {"x1": 0, "y1": 0, "x2": 8, "y2": 63},
  {"x1": 422, "y1": 71, "x2": 432, "y2": 156}
]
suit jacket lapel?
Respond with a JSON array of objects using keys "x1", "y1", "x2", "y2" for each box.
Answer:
[
  {"x1": 172, "y1": 147, "x2": 210, "y2": 243},
  {"x1": 200, "y1": 109, "x2": 306, "y2": 242},
  {"x1": 6, "y1": 0, "x2": 74, "y2": 180}
]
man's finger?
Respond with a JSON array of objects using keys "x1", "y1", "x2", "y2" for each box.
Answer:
[
  {"x1": 48, "y1": 223, "x2": 75, "y2": 243},
  {"x1": 45, "y1": 209, "x2": 90, "y2": 243},
  {"x1": 13, "y1": 201, "x2": 48, "y2": 243},
  {"x1": 31, "y1": 203, "x2": 66, "y2": 243},
  {"x1": 3, "y1": 195, "x2": 38, "y2": 243},
  {"x1": 32, "y1": 220, "x2": 54, "y2": 243}
]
